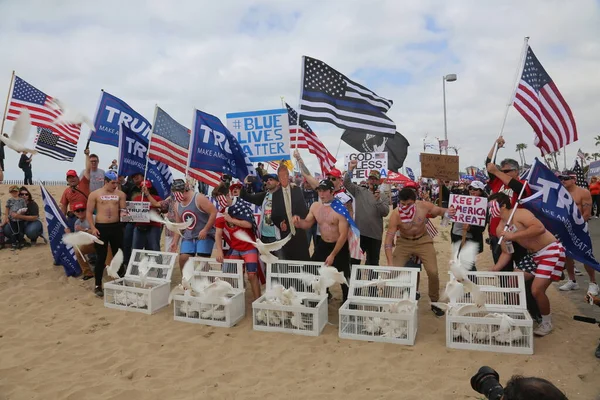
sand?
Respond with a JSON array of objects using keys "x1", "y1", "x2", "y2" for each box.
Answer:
[{"x1": 0, "y1": 184, "x2": 599, "y2": 400}]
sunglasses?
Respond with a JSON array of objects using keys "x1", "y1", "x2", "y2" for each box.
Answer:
[
  {"x1": 559, "y1": 176, "x2": 573, "y2": 181},
  {"x1": 327, "y1": 177, "x2": 337, "y2": 181},
  {"x1": 19, "y1": 193, "x2": 29, "y2": 197},
  {"x1": 468, "y1": 187, "x2": 480, "y2": 191},
  {"x1": 74, "y1": 209, "x2": 86, "y2": 213},
  {"x1": 501, "y1": 169, "x2": 516, "y2": 173}
]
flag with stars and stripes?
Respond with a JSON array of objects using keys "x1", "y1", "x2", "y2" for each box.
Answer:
[
  {"x1": 149, "y1": 106, "x2": 222, "y2": 187},
  {"x1": 286, "y1": 103, "x2": 336, "y2": 175},
  {"x1": 573, "y1": 160, "x2": 588, "y2": 189},
  {"x1": 300, "y1": 56, "x2": 396, "y2": 138},
  {"x1": 513, "y1": 46, "x2": 577, "y2": 155},
  {"x1": 331, "y1": 198, "x2": 363, "y2": 260},
  {"x1": 7, "y1": 76, "x2": 81, "y2": 144},
  {"x1": 34, "y1": 127, "x2": 77, "y2": 161}
]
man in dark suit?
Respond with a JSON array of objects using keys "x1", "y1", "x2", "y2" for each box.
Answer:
[{"x1": 270, "y1": 163, "x2": 310, "y2": 261}]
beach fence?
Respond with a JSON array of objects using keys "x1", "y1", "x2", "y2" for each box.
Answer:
[{"x1": 2, "y1": 179, "x2": 66, "y2": 187}]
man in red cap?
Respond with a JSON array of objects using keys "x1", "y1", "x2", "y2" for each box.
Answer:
[
  {"x1": 229, "y1": 180, "x2": 243, "y2": 197},
  {"x1": 72, "y1": 201, "x2": 95, "y2": 280},
  {"x1": 60, "y1": 169, "x2": 90, "y2": 232}
]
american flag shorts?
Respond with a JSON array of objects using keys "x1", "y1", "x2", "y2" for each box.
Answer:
[{"x1": 532, "y1": 241, "x2": 566, "y2": 281}]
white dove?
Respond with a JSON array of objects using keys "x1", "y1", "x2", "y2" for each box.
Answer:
[
  {"x1": 50, "y1": 98, "x2": 96, "y2": 131},
  {"x1": 233, "y1": 230, "x2": 291, "y2": 263},
  {"x1": 181, "y1": 258, "x2": 196, "y2": 291},
  {"x1": 149, "y1": 210, "x2": 193, "y2": 237},
  {"x1": 318, "y1": 266, "x2": 348, "y2": 286},
  {"x1": 0, "y1": 109, "x2": 38, "y2": 154},
  {"x1": 106, "y1": 249, "x2": 124, "y2": 279},
  {"x1": 137, "y1": 257, "x2": 150, "y2": 288},
  {"x1": 200, "y1": 278, "x2": 234, "y2": 303},
  {"x1": 362, "y1": 317, "x2": 383, "y2": 334},
  {"x1": 290, "y1": 313, "x2": 306, "y2": 329},
  {"x1": 62, "y1": 231, "x2": 104, "y2": 261}
]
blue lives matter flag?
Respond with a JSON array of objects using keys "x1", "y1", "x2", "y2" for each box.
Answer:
[
  {"x1": 40, "y1": 185, "x2": 81, "y2": 277},
  {"x1": 189, "y1": 109, "x2": 255, "y2": 180},
  {"x1": 520, "y1": 158, "x2": 600, "y2": 272},
  {"x1": 118, "y1": 124, "x2": 173, "y2": 199}
]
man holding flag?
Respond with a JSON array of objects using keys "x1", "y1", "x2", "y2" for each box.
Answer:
[{"x1": 556, "y1": 171, "x2": 598, "y2": 295}]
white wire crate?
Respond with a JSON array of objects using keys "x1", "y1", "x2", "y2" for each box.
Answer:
[
  {"x1": 172, "y1": 258, "x2": 246, "y2": 328},
  {"x1": 445, "y1": 271, "x2": 533, "y2": 355},
  {"x1": 339, "y1": 265, "x2": 420, "y2": 345},
  {"x1": 104, "y1": 250, "x2": 177, "y2": 314},
  {"x1": 252, "y1": 260, "x2": 328, "y2": 336}
]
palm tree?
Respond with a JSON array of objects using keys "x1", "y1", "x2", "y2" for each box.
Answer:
[
  {"x1": 595, "y1": 135, "x2": 600, "y2": 147},
  {"x1": 515, "y1": 144, "x2": 524, "y2": 165},
  {"x1": 592, "y1": 153, "x2": 600, "y2": 161}
]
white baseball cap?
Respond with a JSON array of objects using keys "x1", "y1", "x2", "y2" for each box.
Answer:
[{"x1": 469, "y1": 181, "x2": 486, "y2": 191}]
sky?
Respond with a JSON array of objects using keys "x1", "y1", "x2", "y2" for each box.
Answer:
[{"x1": 1, "y1": 0, "x2": 599, "y2": 182}]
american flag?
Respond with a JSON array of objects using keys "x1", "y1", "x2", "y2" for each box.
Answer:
[
  {"x1": 148, "y1": 106, "x2": 221, "y2": 186},
  {"x1": 300, "y1": 56, "x2": 396, "y2": 137},
  {"x1": 7, "y1": 76, "x2": 81, "y2": 144},
  {"x1": 286, "y1": 103, "x2": 336, "y2": 175},
  {"x1": 573, "y1": 160, "x2": 588, "y2": 189},
  {"x1": 34, "y1": 127, "x2": 77, "y2": 161},
  {"x1": 577, "y1": 148, "x2": 585, "y2": 161},
  {"x1": 331, "y1": 198, "x2": 363, "y2": 260},
  {"x1": 513, "y1": 46, "x2": 577, "y2": 156}
]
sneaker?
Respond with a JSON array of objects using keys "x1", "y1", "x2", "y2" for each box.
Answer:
[
  {"x1": 574, "y1": 267, "x2": 584, "y2": 276},
  {"x1": 82, "y1": 275, "x2": 94, "y2": 281},
  {"x1": 588, "y1": 283, "x2": 600, "y2": 296},
  {"x1": 559, "y1": 280, "x2": 579, "y2": 291},
  {"x1": 431, "y1": 304, "x2": 445, "y2": 317},
  {"x1": 94, "y1": 287, "x2": 104, "y2": 298},
  {"x1": 533, "y1": 322, "x2": 553, "y2": 336},
  {"x1": 415, "y1": 291, "x2": 421, "y2": 301}
]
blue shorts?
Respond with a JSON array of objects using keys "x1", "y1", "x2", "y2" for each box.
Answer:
[{"x1": 180, "y1": 238, "x2": 215, "y2": 256}]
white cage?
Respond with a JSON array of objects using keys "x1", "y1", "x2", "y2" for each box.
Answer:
[
  {"x1": 445, "y1": 271, "x2": 533, "y2": 355},
  {"x1": 172, "y1": 258, "x2": 246, "y2": 328},
  {"x1": 339, "y1": 265, "x2": 420, "y2": 345},
  {"x1": 252, "y1": 260, "x2": 328, "y2": 336},
  {"x1": 104, "y1": 250, "x2": 177, "y2": 314}
]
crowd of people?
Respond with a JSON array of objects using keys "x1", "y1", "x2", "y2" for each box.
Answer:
[{"x1": 1, "y1": 135, "x2": 598, "y2": 344}]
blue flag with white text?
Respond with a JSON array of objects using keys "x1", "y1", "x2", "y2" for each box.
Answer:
[
  {"x1": 90, "y1": 91, "x2": 153, "y2": 147},
  {"x1": 118, "y1": 124, "x2": 173, "y2": 198},
  {"x1": 406, "y1": 167, "x2": 415, "y2": 181},
  {"x1": 189, "y1": 109, "x2": 255, "y2": 180},
  {"x1": 40, "y1": 185, "x2": 81, "y2": 277},
  {"x1": 520, "y1": 158, "x2": 600, "y2": 272}
]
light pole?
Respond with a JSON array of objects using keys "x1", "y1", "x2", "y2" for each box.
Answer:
[{"x1": 442, "y1": 73, "x2": 457, "y2": 155}]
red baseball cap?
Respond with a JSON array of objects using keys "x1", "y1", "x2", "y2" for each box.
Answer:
[
  {"x1": 404, "y1": 181, "x2": 418, "y2": 189},
  {"x1": 66, "y1": 170, "x2": 78, "y2": 178},
  {"x1": 72, "y1": 202, "x2": 86, "y2": 211},
  {"x1": 326, "y1": 168, "x2": 342, "y2": 178}
]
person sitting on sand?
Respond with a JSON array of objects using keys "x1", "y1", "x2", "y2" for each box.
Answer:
[
  {"x1": 9, "y1": 187, "x2": 46, "y2": 246},
  {"x1": 2, "y1": 185, "x2": 27, "y2": 250},
  {"x1": 72, "y1": 201, "x2": 95, "y2": 281},
  {"x1": 87, "y1": 171, "x2": 127, "y2": 297}
]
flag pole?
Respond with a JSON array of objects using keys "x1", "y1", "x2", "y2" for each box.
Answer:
[
  {"x1": 141, "y1": 104, "x2": 158, "y2": 202},
  {"x1": 185, "y1": 109, "x2": 197, "y2": 181},
  {"x1": 491, "y1": 36, "x2": 530, "y2": 162},
  {"x1": 497, "y1": 180, "x2": 529, "y2": 245},
  {"x1": 563, "y1": 148, "x2": 567, "y2": 171},
  {"x1": 86, "y1": 89, "x2": 104, "y2": 151},
  {"x1": 0, "y1": 71, "x2": 16, "y2": 136},
  {"x1": 295, "y1": 56, "x2": 307, "y2": 152}
]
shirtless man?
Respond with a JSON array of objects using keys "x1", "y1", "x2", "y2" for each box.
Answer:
[
  {"x1": 489, "y1": 192, "x2": 565, "y2": 336},
  {"x1": 385, "y1": 188, "x2": 455, "y2": 316},
  {"x1": 557, "y1": 171, "x2": 598, "y2": 295},
  {"x1": 86, "y1": 170, "x2": 127, "y2": 297},
  {"x1": 293, "y1": 179, "x2": 351, "y2": 302}
]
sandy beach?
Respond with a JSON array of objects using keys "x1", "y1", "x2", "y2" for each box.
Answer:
[{"x1": 1, "y1": 184, "x2": 599, "y2": 400}]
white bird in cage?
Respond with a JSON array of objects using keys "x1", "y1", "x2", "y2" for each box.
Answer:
[
  {"x1": 200, "y1": 278, "x2": 234, "y2": 303},
  {"x1": 256, "y1": 309, "x2": 267, "y2": 324},
  {"x1": 105, "y1": 249, "x2": 124, "y2": 279},
  {"x1": 264, "y1": 284, "x2": 286, "y2": 302},
  {"x1": 232, "y1": 230, "x2": 291, "y2": 263},
  {"x1": 363, "y1": 317, "x2": 383, "y2": 334},
  {"x1": 149, "y1": 210, "x2": 193, "y2": 237},
  {"x1": 181, "y1": 258, "x2": 196, "y2": 291},
  {"x1": 381, "y1": 320, "x2": 407, "y2": 338},
  {"x1": 0, "y1": 109, "x2": 38, "y2": 154},
  {"x1": 290, "y1": 313, "x2": 306, "y2": 329},
  {"x1": 384, "y1": 299, "x2": 417, "y2": 314},
  {"x1": 268, "y1": 310, "x2": 282, "y2": 325},
  {"x1": 319, "y1": 266, "x2": 348, "y2": 286},
  {"x1": 137, "y1": 257, "x2": 151, "y2": 288},
  {"x1": 50, "y1": 98, "x2": 96, "y2": 131}
]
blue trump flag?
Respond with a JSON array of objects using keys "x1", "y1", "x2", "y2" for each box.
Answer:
[
  {"x1": 189, "y1": 109, "x2": 255, "y2": 180},
  {"x1": 90, "y1": 91, "x2": 152, "y2": 147},
  {"x1": 118, "y1": 124, "x2": 173, "y2": 198},
  {"x1": 406, "y1": 167, "x2": 415, "y2": 181},
  {"x1": 520, "y1": 158, "x2": 600, "y2": 272},
  {"x1": 40, "y1": 185, "x2": 81, "y2": 277}
]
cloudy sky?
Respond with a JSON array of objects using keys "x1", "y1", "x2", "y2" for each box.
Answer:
[{"x1": 1, "y1": 0, "x2": 599, "y2": 181}]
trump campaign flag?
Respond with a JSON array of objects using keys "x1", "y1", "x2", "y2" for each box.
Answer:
[
  {"x1": 406, "y1": 167, "x2": 415, "y2": 181},
  {"x1": 89, "y1": 91, "x2": 152, "y2": 147},
  {"x1": 118, "y1": 124, "x2": 173, "y2": 198},
  {"x1": 40, "y1": 185, "x2": 81, "y2": 277},
  {"x1": 188, "y1": 110, "x2": 255, "y2": 180},
  {"x1": 520, "y1": 158, "x2": 600, "y2": 272}
]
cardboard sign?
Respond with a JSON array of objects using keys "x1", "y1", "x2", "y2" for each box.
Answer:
[
  {"x1": 121, "y1": 201, "x2": 150, "y2": 223},
  {"x1": 226, "y1": 108, "x2": 290, "y2": 162},
  {"x1": 420, "y1": 153, "x2": 459, "y2": 181},
  {"x1": 449, "y1": 194, "x2": 487, "y2": 226},
  {"x1": 345, "y1": 152, "x2": 388, "y2": 182}
]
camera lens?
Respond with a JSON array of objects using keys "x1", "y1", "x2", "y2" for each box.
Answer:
[{"x1": 471, "y1": 366, "x2": 504, "y2": 400}]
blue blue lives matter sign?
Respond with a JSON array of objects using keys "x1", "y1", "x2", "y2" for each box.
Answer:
[{"x1": 226, "y1": 108, "x2": 290, "y2": 162}]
